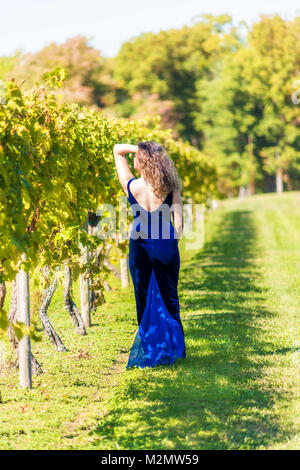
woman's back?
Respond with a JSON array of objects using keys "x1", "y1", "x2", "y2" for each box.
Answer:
[
  {"x1": 129, "y1": 177, "x2": 170, "y2": 213},
  {"x1": 127, "y1": 177, "x2": 175, "y2": 240}
]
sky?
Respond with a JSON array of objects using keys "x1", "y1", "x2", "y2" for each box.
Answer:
[{"x1": 1, "y1": 0, "x2": 299, "y2": 58}]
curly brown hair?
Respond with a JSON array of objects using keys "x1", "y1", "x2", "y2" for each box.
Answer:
[{"x1": 137, "y1": 141, "x2": 182, "y2": 199}]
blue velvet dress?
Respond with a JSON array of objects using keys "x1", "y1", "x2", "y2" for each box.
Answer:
[{"x1": 126, "y1": 177, "x2": 186, "y2": 369}]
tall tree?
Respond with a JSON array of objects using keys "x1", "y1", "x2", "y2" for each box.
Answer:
[
  {"x1": 249, "y1": 15, "x2": 300, "y2": 192},
  {"x1": 196, "y1": 14, "x2": 300, "y2": 195},
  {"x1": 10, "y1": 36, "x2": 114, "y2": 108},
  {"x1": 112, "y1": 15, "x2": 240, "y2": 143}
]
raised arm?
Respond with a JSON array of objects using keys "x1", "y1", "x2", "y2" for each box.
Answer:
[
  {"x1": 171, "y1": 189, "x2": 184, "y2": 240},
  {"x1": 113, "y1": 143, "x2": 138, "y2": 196}
]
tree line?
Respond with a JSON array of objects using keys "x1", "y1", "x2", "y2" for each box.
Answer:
[{"x1": 1, "y1": 13, "x2": 299, "y2": 196}]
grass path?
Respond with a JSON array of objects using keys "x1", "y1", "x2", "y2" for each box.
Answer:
[{"x1": 0, "y1": 192, "x2": 299, "y2": 449}]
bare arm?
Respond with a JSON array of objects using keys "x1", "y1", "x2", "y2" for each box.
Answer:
[
  {"x1": 171, "y1": 189, "x2": 184, "y2": 240},
  {"x1": 113, "y1": 144, "x2": 138, "y2": 196}
]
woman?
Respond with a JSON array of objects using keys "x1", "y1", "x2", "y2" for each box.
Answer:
[{"x1": 113, "y1": 141, "x2": 186, "y2": 368}]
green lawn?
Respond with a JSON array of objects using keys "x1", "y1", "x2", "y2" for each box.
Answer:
[{"x1": 0, "y1": 191, "x2": 299, "y2": 449}]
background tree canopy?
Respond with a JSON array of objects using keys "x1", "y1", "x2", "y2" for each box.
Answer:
[{"x1": 2, "y1": 13, "x2": 299, "y2": 197}]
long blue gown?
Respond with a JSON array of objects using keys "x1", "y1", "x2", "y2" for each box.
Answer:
[{"x1": 126, "y1": 177, "x2": 186, "y2": 368}]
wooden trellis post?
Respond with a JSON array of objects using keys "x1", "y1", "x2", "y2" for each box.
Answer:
[
  {"x1": 16, "y1": 253, "x2": 32, "y2": 389},
  {"x1": 120, "y1": 257, "x2": 129, "y2": 288},
  {"x1": 79, "y1": 214, "x2": 91, "y2": 328}
]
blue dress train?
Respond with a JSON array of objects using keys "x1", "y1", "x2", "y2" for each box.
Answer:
[{"x1": 126, "y1": 177, "x2": 186, "y2": 368}]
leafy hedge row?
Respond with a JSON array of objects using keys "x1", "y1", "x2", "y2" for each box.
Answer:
[{"x1": 0, "y1": 69, "x2": 216, "y2": 329}]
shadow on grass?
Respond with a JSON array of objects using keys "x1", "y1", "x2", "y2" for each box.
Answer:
[{"x1": 92, "y1": 209, "x2": 290, "y2": 450}]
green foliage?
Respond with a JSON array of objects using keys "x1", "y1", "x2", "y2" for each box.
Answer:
[
  {"x1": 195, "y1": 14, "x2": 300, "y2": 194},
  {"x1": 113, "y1": 15, "x2": 239, "y2": 142},
  {"x1": 42, "y1": 68, "x2": 68, "y2": 89},
  {"x1": 4, "y1": 15, "x2": 299, "y2": 195},
  {"x1": 12, "y1": 320, "x2": 42, "y2": 342},
  {"x1": 0, "y1": 68, "x2": 216, "y2": 334},
  {"x1": 0, "y1": 51, "x2": 21, "y2": 80}
]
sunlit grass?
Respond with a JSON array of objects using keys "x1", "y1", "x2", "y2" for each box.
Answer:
[{"x1": 0, "y1": 191, "x2": 299, "y2": 449}]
